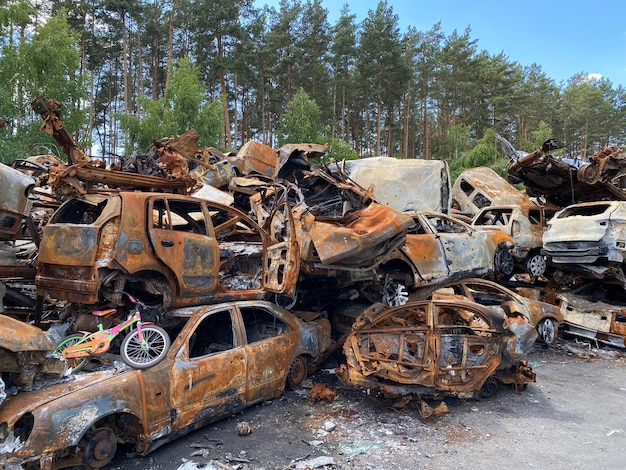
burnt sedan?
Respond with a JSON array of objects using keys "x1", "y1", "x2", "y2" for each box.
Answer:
[
  {"x1": 409, "y1": 278, "x2": 564, "y2": 344},
  {"x1": 379, "y1": 211, "x2": 515, "y2": 306},
  {"x1": 338, "y1": 299, "x2": 537, "y2": 400},
  {"x1": 0, "y1": 300, "x2": 332, "y2": 469}
]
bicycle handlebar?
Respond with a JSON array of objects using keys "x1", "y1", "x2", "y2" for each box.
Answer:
[{"x1": 114, "y1": 290, "x2": 142, "y2": 306}]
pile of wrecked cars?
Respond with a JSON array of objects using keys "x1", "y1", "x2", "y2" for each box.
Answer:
[{"x1": 0, "y1": 98, "x2": 620, "y2": 469}]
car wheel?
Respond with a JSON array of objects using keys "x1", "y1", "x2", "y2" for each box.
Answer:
[
  {"x1": 79, "y1": 426, "x2": 118, "y2": 469},
  {"x1": 536, "y1": 318, "x2": 556, "y2": 344},
  {"x1": 479, "y1": 377, "x2": 501, "y2": 399},
  {"x1": 382, "y1": 281, "x2": 409, "y2": 306},
  {"x1": 287, "y1": 356, "x2": 308, "y2": 390},
  {"x1": 494, "y1": 245, "x2": 514, "y2": 278},
  {"x1": 525, "y1": 252, "x2": 547, "y2": 277}
]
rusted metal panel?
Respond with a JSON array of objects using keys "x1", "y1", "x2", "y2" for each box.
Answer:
[
  {"x1": 0, "y1": 314, "x2": 57, "y2": 351},
  {"x1": 308, "y1": 202, "x2": 414, "y2": 266},
  {"x1": 233, "y1": 141, "x2": 279, "y2": 177},
  {"x1": 558, "y1": 292, "x2": 626, "y2": 347},
  {"x1": 0, "y1": 315, "x2": 67, "y2": 388}
]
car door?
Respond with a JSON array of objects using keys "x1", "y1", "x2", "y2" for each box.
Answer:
[
  {"x1": 402, "y1": 214, "x2": 450, "y2": 281},
  {"x1": 237, "y1": 304, "x2": 299, "y2": 401},
  {"x1": 262, "y1": 201, "x2": 300, "y2": 298},
  {"x1": 433, "y1": 301, "x2": 501, "y2": 391},
  {"x1": 169, "y1": 306, "x2": 246, "y2": 431},
  {"x1": 422, "y1": 213, "x2": 486, "y2": 276},
  {"x1": 148, "y1": 196, "x2": 220, "y2": 297}
]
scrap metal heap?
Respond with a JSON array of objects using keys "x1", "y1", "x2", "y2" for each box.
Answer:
[
  {"x1": 508, "y1": 138, "x2": 626, "y2": 206},
  {"x1": 0, "y1": 97, "x2": 540, "y2": 426}
]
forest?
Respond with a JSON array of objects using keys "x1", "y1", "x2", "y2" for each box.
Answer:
[{"x1": 2, "y1": 0, "x2": 626, "y2": 175}]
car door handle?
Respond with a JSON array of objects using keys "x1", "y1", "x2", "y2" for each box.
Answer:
[{"x1": 161, "y1": 240, "x2": 174, "y2": 247}]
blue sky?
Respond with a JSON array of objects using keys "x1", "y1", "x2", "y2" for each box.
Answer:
[{"x1": 253, "y1": 0, "x2": 626, "y2": 88}]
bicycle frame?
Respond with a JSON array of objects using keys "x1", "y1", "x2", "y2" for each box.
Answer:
[{"x1": 61, "y1": 308, "x2": 150, "y2": 359}]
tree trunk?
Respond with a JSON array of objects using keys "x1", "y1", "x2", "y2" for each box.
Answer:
[
  {"x1": 165, "y1": 0, "x2": 179, "y2": 93},
  {"x1": 376, "y1": 98, "x2": 382, "y2": 158}
]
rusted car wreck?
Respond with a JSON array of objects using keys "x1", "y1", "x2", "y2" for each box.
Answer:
[
  {"x1": 338, "y1": 299, "x2": 537, "y2": 400},
  {"x1": 0, "y1": 300, "x2": 332, "y2": 469}
]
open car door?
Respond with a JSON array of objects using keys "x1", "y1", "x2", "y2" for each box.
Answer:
[{"x1": 262, "y1": 201, "x2": 299, "y2": 298}]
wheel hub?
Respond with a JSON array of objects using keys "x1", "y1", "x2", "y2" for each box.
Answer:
[{"x1": 82, "y1": 427, "x2": 117, "y2": 468}]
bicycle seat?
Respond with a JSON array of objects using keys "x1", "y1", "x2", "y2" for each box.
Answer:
[{"x1": 92, "y1": 308, "x2": 117, "y2": 317}]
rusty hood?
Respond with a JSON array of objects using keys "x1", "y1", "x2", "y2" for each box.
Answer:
[
  {"x1": 0, "y1": 315, "x2": 57, "y2": 352},
  {"x1": 307, "y1": 202, "x2": 414, "y2": 266}
]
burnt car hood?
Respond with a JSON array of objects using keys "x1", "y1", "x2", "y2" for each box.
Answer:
[
  {"x1": 307, "y1": 202, "x2": 414, "y2": 266},
  {"x1": 0, "y1": 369, "x2": 121, "y2": 425},
  {"x1": 0, "y1": 315, "x2": 57, "y2": 352}
]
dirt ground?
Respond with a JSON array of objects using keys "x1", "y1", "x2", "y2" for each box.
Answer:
[{"x1": 110, "y1": 338, "x2": 626, "y2": 470}]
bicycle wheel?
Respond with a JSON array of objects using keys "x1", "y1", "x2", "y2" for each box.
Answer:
[
  {"x1": 55, "y1": 334, "x2": 90, "y2": 373},
  {"x1": 120, "y1": 325, "x2": 170, "y2": 369}
]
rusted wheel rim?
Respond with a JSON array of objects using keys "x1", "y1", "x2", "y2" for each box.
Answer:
[{"x1": 287, "y1": 356, "x2": 307, "y2": 389}]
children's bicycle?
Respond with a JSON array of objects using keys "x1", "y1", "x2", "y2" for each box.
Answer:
[{"x1": 55, "y1": 292, "x2": 170, "y2": 372}]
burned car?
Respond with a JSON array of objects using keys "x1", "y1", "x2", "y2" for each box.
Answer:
[
  {"x1": 555, "y1": 283, "x2": 626, "y2": 348},
  {"x1": 542, "y1": 201, "x2": 626, "y2": 284},
  {"x1": 248, "y1": 169, "x2": 415, "y2": 309},
  {"x1": 337, "y1": 299, "x2": 537, "y2": 400},
  {"x1": 409, "y1": 278, "x2": 563, "y2": 344},
  {"x1": 332, "y1": 157, "x2": 451, "y2": 213},
  {"x1": 35, "y1": 192, "x2": 298, "y2": 310},
  {"x1": 451, "y1": 167, "x2": 530, "y2": 217},
  {"x1": 472, "y1": 203, "x2": 558, "y2": 278},
  {"x1": 378, "y1": 211, "x2": 515, "y2": 305},
  {"x1": 508, "y1": 143, "x2": 626, "y2": 207},
  {"x1": 0, "y1": 300, "x2": 332, "y2": 469}
]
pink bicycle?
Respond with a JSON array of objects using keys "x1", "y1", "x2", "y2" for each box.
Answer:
[{"x1": 55, "y1": 292, "x2": 170, "y2": 372}]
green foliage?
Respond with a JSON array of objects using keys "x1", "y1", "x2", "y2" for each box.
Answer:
[
  {"x1": 0, "y1": 10, "x2": 87, "y2": 162},
  {"x1": 325, "y1": 137, "x2": 358, "y2": 163},
  {"x1": 117, "y1": 58, "x2": 223, "y2": 151},
  {"x1": 441, "y1": 124, "x2": 471, "y2": 159},
  {"x1": 447, "y1": 129, "x2": 509, "y2": 182},
  {"x1": 529, "y1": 121, "x2": 555, "y2": 150},
  {"x1": 279, "y1": 87, "x2": 322, "y2": 145}
]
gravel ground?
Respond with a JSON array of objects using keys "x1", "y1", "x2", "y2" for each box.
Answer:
[{"x1": 111, "y1": 339, "x2": 626, "y2": 470}]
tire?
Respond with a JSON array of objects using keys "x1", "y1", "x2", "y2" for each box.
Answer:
[
  {"x1": 525, "y1": 252, "x2": 547, "y2": 277},
  {"x1": 494, "y1": 245, "x2": 515, "y2": 278},
  {"x1": 479, "y1": 376, "x2": 501, "y2": 399},
  {"x1": 536, "y1": 318, "x2": 557, "y2": 344},
  {"x1": 286, "y1": 356, "x2": 308, "y2": 390},
  {"x1": 55, "y1": 333, "x2": 90, "y2": 373},
  {"x1": 121, "y1": 325, "x2": 170, "y2": 369}
]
